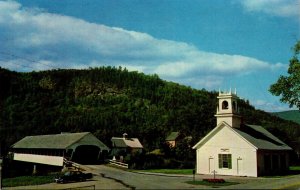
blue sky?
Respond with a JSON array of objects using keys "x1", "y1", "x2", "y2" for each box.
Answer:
[{"x1": 0, "y1": 0, "x2": 299, "y2": 112}]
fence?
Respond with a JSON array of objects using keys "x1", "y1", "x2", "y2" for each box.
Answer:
[
  {"x1": 63, "y1": 158, "x2": 83, "y2": 171},
  {"x1": 109, "y1": 160, "x2": 128, "y2": 168}
]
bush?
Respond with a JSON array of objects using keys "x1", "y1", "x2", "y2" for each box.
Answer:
[
  {"x1": 128, "y1": 152, "x2": 195, "y2": 170},
  {"x1": 179, "y1": 160, "x2": 195, "y2": 169},
  {"x1": 128, "y1": 153, "x2": 165, "y2": 169},
  {"x1": 163, "y1": 159, "x2": 181, "y2": 169},
  {"x1": 142, "y1": 154, "x2": 164, "y2": 169}
]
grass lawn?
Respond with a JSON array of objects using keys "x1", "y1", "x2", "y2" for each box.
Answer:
[
  {"x1": 3, "y1": 174, "x2": 56, "y2": 187},
  {"x1": 186, "y1": 180, "x2": 239, "y2": 187},
  {"x1": 288, "y1": 166, "x2": 300, "y2": 176},
  {"x1": 289, "y1": 166, "x2": 300, "y2": 171},
  {"x1": 135, "y1": 168, "x2": 194, "y2": 175}
]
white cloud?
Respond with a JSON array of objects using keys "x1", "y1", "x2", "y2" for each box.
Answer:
[
  {"x1": 0, "y1": 1, "x2": 285, "y2": 91},
  {"x1": 252, "y1": 99, "x2": 295, "y2": 112},
  {"x1": 180, "y1": 76, "x2": 224, "y2": 89},
  {"x1": 238, "y1": 0, "x2": 300, "y2": 18}
]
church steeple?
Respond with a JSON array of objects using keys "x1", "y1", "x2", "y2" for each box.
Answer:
[{"x1": 215, "y1": 89, "x2": 242, "y2": 128}]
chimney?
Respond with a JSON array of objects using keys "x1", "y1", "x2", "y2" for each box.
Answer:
[{"x1": 123, "y1": 133, "x2": 128, "y2": 140}]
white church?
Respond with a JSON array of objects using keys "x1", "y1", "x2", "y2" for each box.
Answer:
[{"x1": 193, "y1": 90, "x2": 292, "y2": 177}]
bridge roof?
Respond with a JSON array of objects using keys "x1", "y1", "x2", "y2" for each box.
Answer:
[{"x1": 11, "y1": 132, "x2": 109, "y2": 150}]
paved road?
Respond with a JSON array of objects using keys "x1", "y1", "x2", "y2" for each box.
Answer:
[
  {"x1": 86, "y1": 165, "x2": 198, "y2": 189},
  {"x1": 86, "y1": 165, "x2": 300, "y2": 189},
  {"x1": 4, "y1": 164, "x2": 300, "y2": 189},
  {"x1": 226, "y1": 175, "x2": 300, "y2": 189}
]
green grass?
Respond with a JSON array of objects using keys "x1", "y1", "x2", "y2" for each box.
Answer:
[
  {"x1": 186, "y1": 180, "x2": 239, "y2": 187},
  {"x1": 135, "y1": 168, "x2": 194, "y2": 175},
  {"x1": 289, "y1": 166, "x2": 300, "y2": 171},
  {"x1": 3, "y1": 174, "x2": 56, "y2": 187}
]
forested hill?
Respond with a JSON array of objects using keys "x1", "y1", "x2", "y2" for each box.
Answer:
[
  {"x1": 0, "y1": 67, "x2": 300, "y2": 154},
  {"x1": 272, "y1": 110, "x2": 300, "y2": 125}
]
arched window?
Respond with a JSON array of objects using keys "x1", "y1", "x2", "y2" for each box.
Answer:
[{"x1": 222, "y1": 101, "x2": 229, "y2": 110}]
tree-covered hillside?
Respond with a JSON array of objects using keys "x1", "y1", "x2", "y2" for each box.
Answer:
[
  {"x1": 272, "y1": 110, "x2": 300, "y2": 125},
  {"x1": 0, "y1": 67, "x2": 300, "y2": 158}
]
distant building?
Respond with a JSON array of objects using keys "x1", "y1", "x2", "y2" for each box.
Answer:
[
  {"x1": 193, "y1": 90, "x2": 292, "y2": 177},
  {"x1": 11, "y1": 132, "x2": 109, "y2": 166},
  {"x1": 111, "y1": 133, "x2": 143, "y2": 159},
  {"x1": 166, "y1": 132, "x2": 192, "y2": 148},
  {"x1": 166, "y1": 132, "x2": 180, "y2": 147}
]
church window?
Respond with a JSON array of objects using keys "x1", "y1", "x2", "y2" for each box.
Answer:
[
  {"x1": 222, "y1": 101, "x2": 229, "y2": 110},
  {"x1": 218, "y1": 154, "x2": 232, "y2": 169}
]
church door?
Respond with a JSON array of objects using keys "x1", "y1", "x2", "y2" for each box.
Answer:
[{"x1": 237, "y1": 158, "x2": 243, "y2": 176}]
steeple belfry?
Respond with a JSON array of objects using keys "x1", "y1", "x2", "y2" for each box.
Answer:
[{"x1": 215, "y1": 90, "x2": 242, "y2": 128}]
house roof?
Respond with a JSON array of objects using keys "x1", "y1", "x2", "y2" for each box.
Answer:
[
  {"x1": 193, "y1": 122, "x2": 292, "y2": 151},
  {"x1": 166, "y1": 132, "x2": 180, "y2": 141},
  {"x1": 111, "y1": 137, "x2": 143, "y2": 149},
  {"x1": 11, "y1": 132, "x2": 109, "y2": 150}
]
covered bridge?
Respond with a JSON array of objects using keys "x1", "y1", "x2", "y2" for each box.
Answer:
[{"x1": 11, "y1": 132, "x2": 109, "y2": 166}]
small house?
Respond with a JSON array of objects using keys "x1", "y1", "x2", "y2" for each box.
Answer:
[
  {"x1": 166, "y1": 132, "x2": 180, "y2": 147},
  {"x1": 111, "y1": 133, "x2": 143, "y2": 159},
  {"x1": 166, "y1": 132, "x2": 192, "y2": 148}
]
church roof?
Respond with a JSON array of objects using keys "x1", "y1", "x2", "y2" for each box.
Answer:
[
  {"x1": 233, "y1": 124, "x2": 292, "y2": 150},
  {"x1": 193, "y1": 122, "x2": 292, "y2": 151},
  {"x1": 11, "y1": 132, "x2": 110, "y2": 150}
]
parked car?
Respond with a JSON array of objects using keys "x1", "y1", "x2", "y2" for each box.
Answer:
[{"x1": 55, "y1": 170, "x2": 93, "y2": 183}]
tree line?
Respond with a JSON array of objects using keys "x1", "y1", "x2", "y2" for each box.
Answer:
[{"x1": 0, "y1": 66, "x2": 299, "y2": 164}]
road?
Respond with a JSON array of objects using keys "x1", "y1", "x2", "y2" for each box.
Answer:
[
  {"x1": 86, "y1": 165, "x2": 198, "y2": 189},
  {"x1": 4, "y1": 164, "x2": 300, "y2": 189},
  {"x1": 85, "y1": 165, "x2": 300, "y2": 189}
]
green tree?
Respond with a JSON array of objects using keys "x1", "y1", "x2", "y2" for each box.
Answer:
[{"x1": 269, "y1": 41, "x2": 300, "y2": 110}]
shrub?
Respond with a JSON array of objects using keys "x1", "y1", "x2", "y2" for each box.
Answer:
[
  {"x1": 163, "y1": 159, "x2": 181, "y2": 169},
  {"x1": 128, "y1": 151, "x2": 195, "y2": 170},
  {"x1": 128, "y1": 153, "x2": 165, "y2": 169},
  {"x1": 141, "y1": 154, "x2": 165, "y2": 169}
]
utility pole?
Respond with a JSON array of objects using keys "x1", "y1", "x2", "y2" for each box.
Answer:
[{"x1": 193, "y1": 169, "x2": 195, "y2": 182}]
